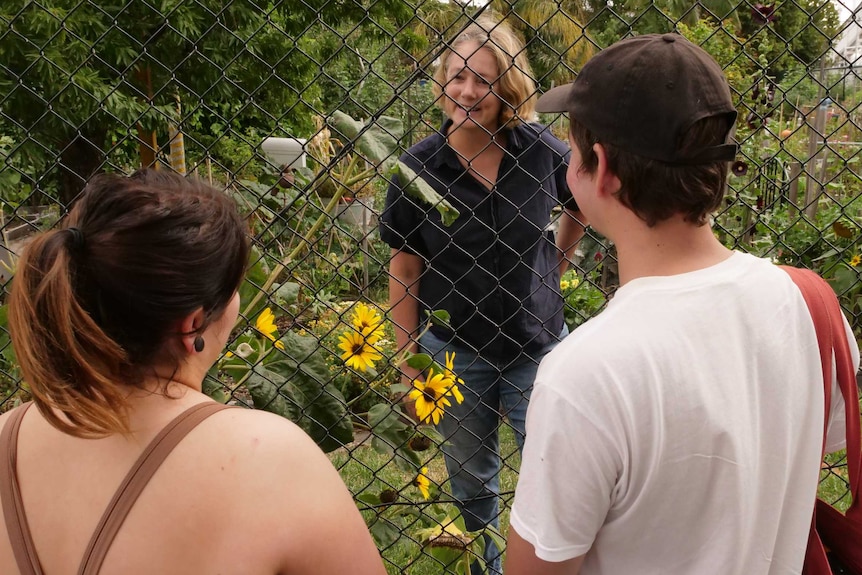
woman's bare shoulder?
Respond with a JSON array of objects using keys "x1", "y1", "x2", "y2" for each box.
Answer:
[{"x1": 194, "y1": 405, "x2": 327, "y2": 463}]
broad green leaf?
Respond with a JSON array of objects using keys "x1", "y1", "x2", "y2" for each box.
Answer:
[
  {"x1": 389, "y1": 382, "x2": 409, "y2": 395},
  {"x1": 813, "y1": 248, "x2": 841, "y2": 262},
  {"x1": 426, "y1": 309, "x2": 452, "y2": 326},
  {"x1": 202, "y1": 366, "x2": 230, "y2": 404},
  {"x1": 273, "y1": 281, "x2": 300, "y2": 305},
  {"x1": 368, "y1": 402, "x2": 401, "y2": 432},
  {"x1": 405, "y1": 352, "x2": 434, "y2": 372},
  {"x1": 396, "y1": 445, "x2": 422, "y2": 470},
  {"x1": 427, "y1": 547, "x2": 466, "y2": 571},
  {"x1": 239, "y1": 247, "x2": 271, "y2": 320},
  {"x1": 390, "y1": 161, "x2": 459, "y2": 226},
  {"x1": 329, "y1": 111, "x2": 401, "y2": 171},
  {"x1": 245, "y1": 366, "x2": 298, "y2": 421},
  {"x1": 356, "y1": 492, "x2": 381, "y2": 507},
  {"x1": 369, "y1": 519, "x2": 400, "y2": 547},
  {"x1": 451, "y1": 511, "x2": 468, "y2": 533},
  {"x1": 829, "y1": 265, "x2": 858, "y2": 294},
  {"x1": 265, "y1": 331, "x2": 354, "y2": 452},
  {"x1": 483, "y1": 524, "x2": 506, "y2": 558},
  {"x1": 415, "y1": 425, "x2": 445, "y2": 444}
]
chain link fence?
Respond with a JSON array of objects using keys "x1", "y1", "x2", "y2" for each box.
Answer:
[{"x1": 1, "y1": 1, "x2": 861, "y2": 573}]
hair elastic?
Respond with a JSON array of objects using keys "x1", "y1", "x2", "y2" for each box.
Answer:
[{"x1": 66, "y1": 227, "x2": 85, "y2": 250}]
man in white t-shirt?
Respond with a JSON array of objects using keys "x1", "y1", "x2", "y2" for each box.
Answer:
[{"x1": 505, "y1": 34, "x2": 859, "y2": 575}]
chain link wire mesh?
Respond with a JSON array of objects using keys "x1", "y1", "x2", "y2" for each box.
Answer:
[{"x1": 1, "y1": 1, "x2": 861, "y2": 572}]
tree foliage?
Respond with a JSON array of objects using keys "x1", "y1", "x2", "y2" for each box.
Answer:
[{"x1": 0, "y1": 0, "x2": 413, "y2": 203}]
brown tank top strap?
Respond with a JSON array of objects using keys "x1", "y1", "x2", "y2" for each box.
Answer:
[
  {"x1": 0, "y1": 402, "x2": 41, "y2": 575},
  {"x1": 77, "y1": 401, "x2": 233, "y2": 575}
]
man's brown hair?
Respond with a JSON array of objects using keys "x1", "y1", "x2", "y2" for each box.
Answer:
[{"x1": 570, "y1": 116, "x2": 732, "y2": 227}]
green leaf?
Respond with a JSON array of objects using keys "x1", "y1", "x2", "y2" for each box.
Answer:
[
  {"x1": 829, "y1": 265, "x2": 858, "y2": 294},
  {"x1": 245, "y1": 366, "x2": 298, "y2": 420},
  {"x1": 813, "y1": 248, "x2": 841, "y2": 262},
  {"x1": 426, "y1": 309, "x2": 452, "y2": 325},
  {"x1": 239, "y1": 248, "x2": 271, "y2": 320},
  {"x1": 427, "y1": 546, "x2": 465, "y2": 570},
  {"x1": 368, "y1": 402, "x2": 400, "y2": 431},
  {"x1": 405, "y1": 352, "x2": 434, "y2": 372},
  {"x1": 202, "y1": 366, "x2": 230, "y2": 404},
  {"x1": 356, "y1": 492, "x2": 381, "y2": 507},
  {"x1": 389, "y1": 382, "x2": 409, "y2": 395},
  {"x1": 415, "y1": 425, "x2": 445, "y2": 444},
  {"x1": 390, "y1": 161, "x2": 460, "y2": 226},
  {"x1": 328, "y1": 111, "x2": 404, "y2": 172},
  {"x1": 264, "y1": 331, "x2": 354, "y2": 452},
  {"x1": 273, "y1": 281, "x2": 300, "y2": 305},
  {"x1": 369, "y1": 519, "x2": 400, "y2": 547},
  {"x1": 451, "y1": 511, "x2": 468, "y2": 533},
  {"x1": 482, "y1": 524, "x2": 506, "y2": 559},
  {"x1": 395, "y1": 445, "x2": 422, "y2": 470}
]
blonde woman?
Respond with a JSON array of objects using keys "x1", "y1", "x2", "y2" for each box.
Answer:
[
  {"x1": 0, "y1": 170, "x2": 386, "y2": 575},
  {"x1": 380, "y1": 14, "x2": 586, "y2": 573}
]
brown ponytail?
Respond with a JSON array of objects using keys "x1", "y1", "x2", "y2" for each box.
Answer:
[
  {"x1": 9, "y1": 230, "x2": 130, "y2": 436},
  {"x1": 8, "y1": 170, "x2": 249, "y2": 437}
]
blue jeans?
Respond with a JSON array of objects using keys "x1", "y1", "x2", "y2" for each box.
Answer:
[{"x1": 419, "y1": 327, "x2": 567, "y2": 574}]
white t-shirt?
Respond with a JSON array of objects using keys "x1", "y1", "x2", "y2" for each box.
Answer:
[{"x1": 510, "y1": 252, "x2": 857, "y2": 574}]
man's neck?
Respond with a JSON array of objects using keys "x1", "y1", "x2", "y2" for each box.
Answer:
[{"x1": 614, "y1": 217, "x2": 732, "y2": 286}]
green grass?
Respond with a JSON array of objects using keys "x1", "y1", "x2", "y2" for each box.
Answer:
[
  {"x1": 819, "y1": 450, "x2": 852, "y2": 511},
  {"x1": 332, "y1": 413, "x2": 856, "y2": 574},
  {"x1": 331, "y1": 423, "x2": 521, "y2": 575}
]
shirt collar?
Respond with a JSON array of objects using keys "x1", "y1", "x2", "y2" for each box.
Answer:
[{"x1": 427, "y1": 119, "x2": 533, "y2": 169}]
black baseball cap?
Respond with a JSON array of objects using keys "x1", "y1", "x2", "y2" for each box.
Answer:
[{"x1": 536, "y1": 33, "x2": 738, "y2": 165}]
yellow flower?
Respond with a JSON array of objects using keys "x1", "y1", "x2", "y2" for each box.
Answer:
[
  {"x1": 409, "y1": 370, "x2": 455, "y2": 425},
  {"x1": 255, "y1": 308, "x2": 285, "y2": 349},
  {"x1": 414, "y1": 466, "x2": 431, "y2": 500},
  {"x1": 351, "y1": 302, "x2": 383, "y2": 343},
  {"x1": 337, "y1": 331, "x2": 382, "y2": 372},
  {"x1": 443, "y1": 352, "x2": 465, "y2": 405},
  {"x1": 560, "y1": 279, "x2": 570, "y2": 291},
  {"x1": 851, "y1": 254, "x2": 861, "y2": 267}
]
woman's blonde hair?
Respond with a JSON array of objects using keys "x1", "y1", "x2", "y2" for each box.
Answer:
[{"x1": 432, "y1": 14, "x2": 536, "y2": 127}]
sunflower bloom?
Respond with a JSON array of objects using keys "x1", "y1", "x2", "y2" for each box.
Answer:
[
  {"x1": 255, "y1": 308, "x2": 285, "y2": 349},
  {"x1": 443, "y1": 352, "x2": 465, "y2": 405},
  {"x1": 414, "y1": 466, "x2": 431, "y2": 500},
  {"x1": 338, "y1": 331, "x2": 382, "y2": 372},
  {"x1": 409, "y1": 371, "x2": 454, "y2": 425},
  {"x1": 350, "y1": 302, "x2": 383, "y2": 343},
  {"x1": 851, "y1": 254, "x2": 861, "y2": 267}
]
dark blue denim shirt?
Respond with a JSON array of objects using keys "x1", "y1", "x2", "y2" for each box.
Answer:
[{"x1": 380, "y1": 120, "x2": 577, "y2": 364}]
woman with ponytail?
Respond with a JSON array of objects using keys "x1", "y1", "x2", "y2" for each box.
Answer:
[{"x1": 0, "y1": 169, "x2": 385, "y2": 575}]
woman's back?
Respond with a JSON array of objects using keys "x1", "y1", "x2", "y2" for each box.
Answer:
[
  {"x1": 1, "y1": 170, "x2": 385, "y2": 575},
  {"x1": 0, "y1": 391, "x2": 381, "y2": 574}
]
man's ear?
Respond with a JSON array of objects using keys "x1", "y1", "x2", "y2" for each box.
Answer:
[
  {"x1": 178, "y1": 307, "x2": 206, "y2": 354},
  {"x1": 593, "y1": 143, "x2": 621, "y2": 197}
]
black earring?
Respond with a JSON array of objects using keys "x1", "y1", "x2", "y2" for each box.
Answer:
[{"x1": 193, "y1": 335, "x2": 205, "y2": 353}]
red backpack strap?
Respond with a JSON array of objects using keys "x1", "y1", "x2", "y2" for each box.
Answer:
[{"x1": 782, "y1": 266, "x2": 862, "y2": 574}]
